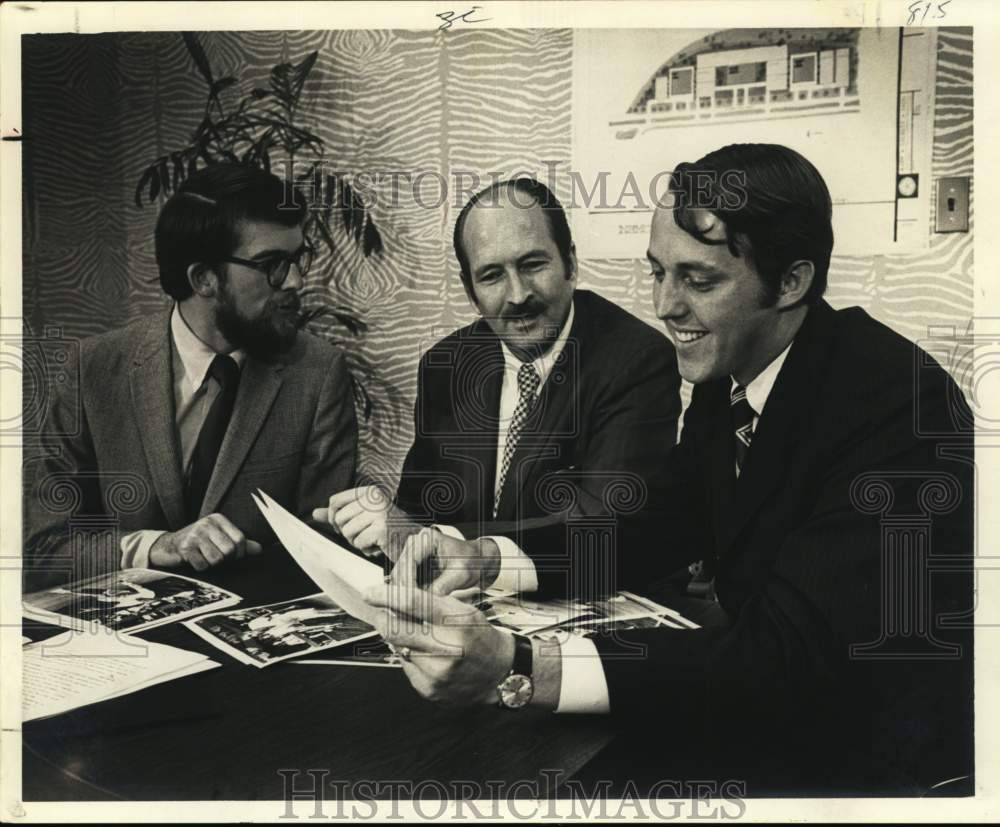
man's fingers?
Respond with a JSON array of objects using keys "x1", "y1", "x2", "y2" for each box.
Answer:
[
  {"x1": 340, "y1": 511, "x2": 377, "y2": 544},
  {"x1": 429, "y1": 566, "x2": 475, "y2": 596},
  {"x1": 245, "y1": 539, "x2": 263, "y2": 555},
  {"x1": 327, "y1": 486, "x2": 385, "y2": 512},
  {"x1": 353, "y1": 524, "x2": 384, "y2": 552},
  {"x1": 311, "y1": 507, "x2": 331, "y2": 524},
  {"x1": 208, "y1": 513, "x2": 243, "y2": 543},
  {"x1": 178, "y1": 545, "x2": 210, "y2": 571},
  {"x1": 388, "y1": 548, "x2": 418, "y2": 588},
  {"x1": 207, "y1": 514, "x2": 247, "y2": 558},
  {"x1": 331, "y1": 499, "x2": 365, "y2": 528},
  {"x1": 374, "y1": 584, "x2": 472, "y2": 626},
  {"x1": 200, "y1": 524, "x2": 237, "y2": 562}
]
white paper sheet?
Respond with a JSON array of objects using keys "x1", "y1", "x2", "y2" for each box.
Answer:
[
  {"x1": 22, "y1": 630, "x2": 219, "y2": 722},
  {"x1": 253, "y1": 490, "x2": 384, "y2": 625}
]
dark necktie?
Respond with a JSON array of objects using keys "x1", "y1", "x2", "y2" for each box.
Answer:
[
  {"x1": 731, "y1": 383, "x2": 756, "y2": 476},
  {"x1": 494, "y1": 362, "x2": 541, "y2": 518},
  {"x1": 687, "y1": 383, "x2": 757, "y2": 597},
  {"x1": 185, "y1": 354, "x2": 240, "y2": 521}
]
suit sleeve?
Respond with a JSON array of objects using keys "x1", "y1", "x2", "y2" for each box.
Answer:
[
  {"x1": 394, "y1": 351, "x2": 435, "y2": 519},
  {"x1": 23, "y1": 362, "x2": 116, "y2": 590},
  {"x1": 294, "y1": 347, "x2": 358, "y2": 519},
  {"x1": 590, "y1": 366, "x2": 973, "y2": 757},
  {"x1": 483, "y1": 340, "x2": 691, "y2": 599}
]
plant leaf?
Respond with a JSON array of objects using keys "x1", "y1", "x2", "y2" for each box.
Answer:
[
  {"x1": 135, "y1": 166, "x2": 155, "y2": 207},
  {"x1": 363, "y1": 215, "x2": 383, "y2": 257},
  {"x1": 210, "y1": 76, "x2": 238, "y2": 98},
  {"x1": 182, "y1": 32, "x2": 214, "y2": 86},
  {"x1": 288, "y1": 51, "x2": 319, "y2": 104},
  {"x1": 149, "y1": 166, "x2": 161, "y2": 202}
]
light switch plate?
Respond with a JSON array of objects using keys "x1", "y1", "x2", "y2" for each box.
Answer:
[{"x1": 935, "y1": 177, "x2": 970, "y2": 233}]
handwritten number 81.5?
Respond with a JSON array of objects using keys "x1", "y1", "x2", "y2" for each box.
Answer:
[{"x1": 907, "y1": 0, "x2": 951, "y2": 24}]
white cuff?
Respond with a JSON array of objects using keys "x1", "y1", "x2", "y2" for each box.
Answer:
[
  {"x1": 486, "y1": 536, "x2": 538, "y2": 594},
  {"x1": 120, "y1": 530, "x2": 166, "y2": 569},
  {"x1": 554, "y1": 634, "x2": 611, "y2": 714}
]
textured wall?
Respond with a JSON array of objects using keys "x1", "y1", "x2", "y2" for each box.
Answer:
[{"x1": 22, "y1": 27, "x2": 973, "y2": 485}]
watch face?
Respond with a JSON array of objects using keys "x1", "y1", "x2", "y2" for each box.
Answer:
[{"x1": 498, "y1": 674, "x2": 534, "y2": 709}]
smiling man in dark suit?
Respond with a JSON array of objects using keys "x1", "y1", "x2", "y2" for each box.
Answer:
[
  {"x1": 25, "y1": 164, "x2": 357, "y2": 588},
  {"x1": 368, "y1": 145, "x2": 974, "y2": 794},
  {"x1": 318, "y1": 178, "x2": 680, "y2": 597}
]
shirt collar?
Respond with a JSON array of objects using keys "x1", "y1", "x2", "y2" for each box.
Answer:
[
  {"x1": 171, "y1": 304, "x2": 246, "y2": 389},
  {"x1": 731, "y1": 340, "x2": 793, "y2": 418},
  {"x1": 499, "y1": 298, "x2": 575, "y2": 388}
]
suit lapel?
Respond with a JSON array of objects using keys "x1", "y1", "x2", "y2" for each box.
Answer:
[
  {"x1": 199, "y1": 356, "x2": 284, "y2": 516},
  {"x1": 465, "y1": 335, "x2": 504, "y2": 515},
  {"x1": 129, "y1": 310, "x2": 187, "y2": 529},
  {"x1": 717, "y1": 302, "x2": 835, "y2": 555}
]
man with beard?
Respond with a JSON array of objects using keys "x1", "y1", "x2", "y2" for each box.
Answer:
[
  {"x1": 24, "y1": 165, "x2": 357, "y2": 587},
  {"x1": 317, "y1": 178, "x2": 680, "y2": 599}
]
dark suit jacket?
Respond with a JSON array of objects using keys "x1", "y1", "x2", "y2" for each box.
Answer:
[
  {"x1": 575, "y1": 301, "x2": 974, "y2": 792},
  {"x1": 395, "y1": 290, "x2": 682, "y2": 596},
  {"x1": 24, "y1": 308, "x2": 358, "y2": 589}
]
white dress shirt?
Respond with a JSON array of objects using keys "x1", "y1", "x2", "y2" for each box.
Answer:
[
  {"x1": 433, "y1": 301, "x2": 576, "y2": 595},
  {"x1": 119, "y1": 304, "x2": 245, "y2": 568},
  {"x1": 555, "y1": 341, "x2": 794, "y2": 714}
]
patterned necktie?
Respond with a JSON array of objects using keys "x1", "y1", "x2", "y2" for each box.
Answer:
[
  {"x1": 185, "y1": 354, "x2": 241, "y2": 521},
  {"x1": 493, "y1": 362, "x2": 541, "y2": 518},
  {"x1": 731, "y1": 383, "x2": 756, "y2": 477}
]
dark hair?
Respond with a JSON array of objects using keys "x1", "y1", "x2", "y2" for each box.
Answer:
[
  {"x1": 154, "y1": 164, "x2": 308, "y2": 300},
  {"x1": 452, "y1": 178, "x2": 574, "y2": 298},
  {"x1": 669, "y1": 143, "x2": 833, "y2": 306}
]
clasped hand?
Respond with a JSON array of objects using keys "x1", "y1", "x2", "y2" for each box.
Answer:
[
  {"x1": 389, "y1": 527, "x2": 501, "y2": 595},
  {"x1": 313, "y1": 485, "x2": 421, "y2": 560},
  {"x1": 150, "y1": 513, "x2": 262, "y2": 571}
]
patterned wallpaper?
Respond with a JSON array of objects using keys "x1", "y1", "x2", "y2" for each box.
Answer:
[{"x1": 21, "y1": 27, "x2": 973, "y2": 485}]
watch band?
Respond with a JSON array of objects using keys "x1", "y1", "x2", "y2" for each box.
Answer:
[{"x1": 510, "y1": 634, "x2": 533, "y2": 679}]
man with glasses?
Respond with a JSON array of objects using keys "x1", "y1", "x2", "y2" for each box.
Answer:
[{"x1": 25, "y1": 164, "x2": 358, "y2": 586}]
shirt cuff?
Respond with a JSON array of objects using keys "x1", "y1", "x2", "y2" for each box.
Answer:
[
  {"x1": 485, "y1": 536, "x2": 538, "y2": 594},
  {"x1": 555, "y1": 634, "x2": 611, "y2": 714},
  {"x1": 120, "y1": 530, "x2": 166, "y2": 569}
]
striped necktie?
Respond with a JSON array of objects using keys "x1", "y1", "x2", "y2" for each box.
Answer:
[
  {"x1": 731, "y1": 383, "x2": 756, "y2": 476},
  {"x1": 493, "y1": 362, "x2": 541, "y2": 518}
]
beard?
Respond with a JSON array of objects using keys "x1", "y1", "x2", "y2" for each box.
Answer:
[{"x1": 214, "y1": 284, "x2": 301, "y2": 361}]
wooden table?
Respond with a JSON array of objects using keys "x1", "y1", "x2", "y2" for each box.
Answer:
[{"x1": 21, "y1": 548, "x2": 618, "y2": 802}]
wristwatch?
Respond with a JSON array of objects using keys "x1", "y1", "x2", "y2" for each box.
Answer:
[{"x1": 496, "y1": 634, "x2": 534, "y2": 709}]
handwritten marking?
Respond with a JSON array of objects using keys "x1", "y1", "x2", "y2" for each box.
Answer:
[
  {"x1": 437, "y1": 6, "x2": 491, "y2": 31},
  {"x1": 907, "y1": 0, "x2": 951, "y2": 24}
]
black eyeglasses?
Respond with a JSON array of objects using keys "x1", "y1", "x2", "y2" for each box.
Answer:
[{"x1": 217, "y1": 245, "x2": 314, "y2": 288}]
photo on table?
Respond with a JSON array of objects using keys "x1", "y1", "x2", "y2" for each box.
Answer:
[
  {"x1": 184, "y1": 592, "x2": 379, "y2": 667},
  {"x1": 22, "y1": 568, "x2": 242, "y2": 634}
]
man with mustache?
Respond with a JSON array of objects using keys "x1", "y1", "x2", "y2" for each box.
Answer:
[
  {"x1": 318, "y1": 178, "x2": 680, "y2": 598},
  {"x1": 25, "y1": 164, "x2": 357, "y2": 587},
  {"x1": 367, "y1": 146, "x2": 973, "y2": 794}
]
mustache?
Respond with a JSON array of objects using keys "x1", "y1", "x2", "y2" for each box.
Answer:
[
  {"x1": 501, "y1": 300, "x2": 546, "y2": 320},
  {"x1": 271, "y1": 291, "x2": 301, "y2": 312}
]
